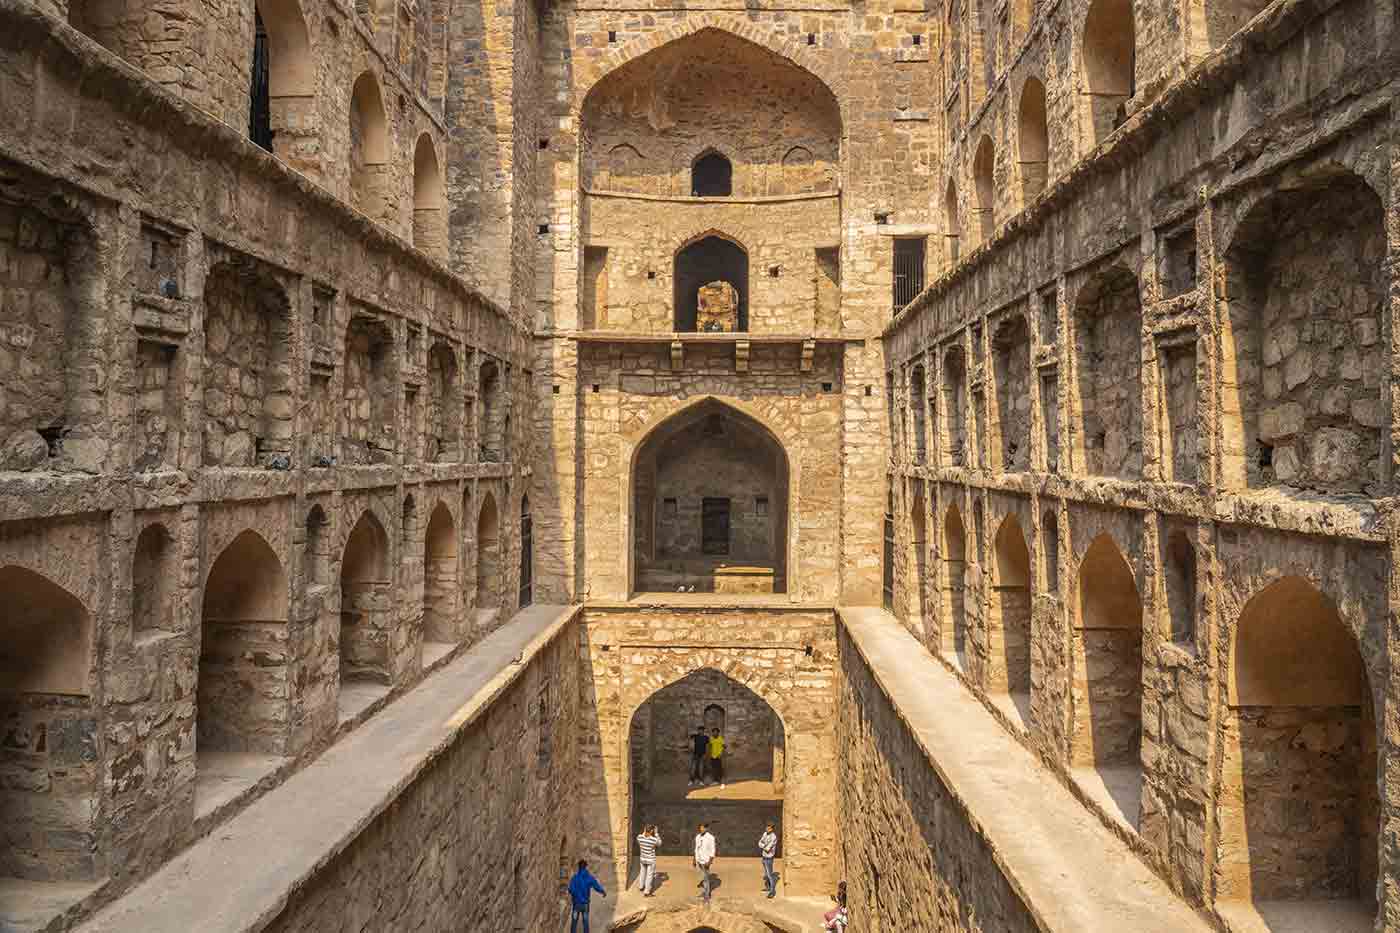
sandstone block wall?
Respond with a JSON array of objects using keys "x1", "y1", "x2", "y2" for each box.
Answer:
[
  {"x1": 884, "y1": 0, "x2": 1400, "y2": 924},
  {"x1": 836, "y1": 627, "x2": 1039, "y2": 932},
  {"x1": 0, "y1": 1, "x2": 535, "y2": 911},
  {"x1": 262, "y1": 623, "x2": 579, "y2": 933}
]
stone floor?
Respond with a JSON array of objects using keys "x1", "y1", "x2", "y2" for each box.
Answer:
[
  {"x1": 593, "y1": 856, "x2": 831, "y2": 931},
  {"x1": 1216, "y1": 898, "x2": 1375, "y2": 933},
  {"x1": 336, "y1": 678, "x2": 391, "y2": 725},
  {"x1": 193, "y1": 751, "x2": 288, "y2": 821},
  {"x1": 1070, "y1": 763, "x2": 1143, "y2": 832},
  {"x1": 645, "y1": 774, "x2": 781, "y2": 802}
]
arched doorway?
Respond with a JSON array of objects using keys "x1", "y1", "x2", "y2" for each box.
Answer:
[
  {"x1": 412, "y1": 134, "x2": 445, "y2": 256},
  {"x1": 518, "y1": 494, "x2": 533, "y2": 609},
  {"x1": 0, "y1": 566, "x2": 97, "y2": 882},
  {"x1": 475, "y1": 493, "x2": 501, "y2": 623},
  {"x1": 349, "y1": 71, "x2": 390, "y2": 219},
  {"x1": 674, "y1": 235, "x2": 748, "y2": 333},
  {"x1": 1217, "y1": 577, "x2": 1377, "y2": 928},
  {"x1": 631, "y1": 400, "x2": 790, "y2": 594},
  {"x1": 628, "y1": 669, "x2": 786, "y2": 896},
  {"x1": 942, "y1": 505, "x2": 968, "y2": 665},
  {"x1": 1072, "y1": 533, "x2": 1143, "y2": 828},
  {"x1": 199, "y1": 529, "x2": 291, "y2": 800}
]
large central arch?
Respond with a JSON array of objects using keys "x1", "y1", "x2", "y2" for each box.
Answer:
[{"x1": 629, "y1": 399, "x2": 791, "y2": 594}]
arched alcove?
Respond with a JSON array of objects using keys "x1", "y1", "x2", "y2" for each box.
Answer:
[
  {"x1": 1082, "y1": 0, "x2": 1136, "y2": 143},
  {"x1": 674, "y1": 235, "x2": 748, "y2": 333},
  {"x1": 908, "y1": 484, "x2": 928, "y2": 627},
  {"x1": 133, "y1": 522, "x2": 177, "y2": 637},
  {"x1": 991, "y1": 516, "x2": 1032, "y2": 707},
  {"x1": 476, "y1": 493, "x2": 501, "y2": 616},
  {"x1": 340, "y1": 511, "x2": 391, "y2": 685},
  {"x1": 427, "y1": 342, "x2": 458, "y2": 461},
  {"x1": 478, "y1": 360, "x2": 503, "y2": 462},
  {"x1": 1018, "y1": 77, "x2": 1049, "y2": 201},
  {"x1": 992, "y1": 315, "x2": 1031, "y2": 472},
  {"x1": 942, "y1": 347, "x2": 967, "y2": 466},
  {"x1": 1219, "y1": 577, "x2": 1377, "y2": 920},
  {"x1": 631, "y1": 400, "x2": 790, "y2": 594},
  {"x1": 305, "y1": 504, "x2": 330, "y2": 586},
  {"x1": 413, "y1": 135, "x2": 445, "y2": 255},
  {"x1": 342, "y1": 315, "x2": 396, "y2": 464},
  {"x1": 349, "y1": 71, "x2": 390, "y2": 218},
  {"x1": 910, "y1": 364, "x2": 928, "y2": 464},
  {"x1": 423, "y1": 503, "x2": 458, "y2": 644},
  {"x1": 199, "y1": 531, "x2": 289, "y2": 755},
  {"x1": 628, "y1": 669, "x2": 785, "y2": 877},
  {"x1": 250, "y1": 0, "x2": 313, "y2": 156},
  {"x1": 942, "y1": 505, "x2": 968, "y2": 663},
  {"x1": 1072, "y1": 533, "x2": 1143, "y2": 828},
  {"x1": 973, "y1": 135, "x2": 996, "y2": 243},
  {"x1": 944, "y1": 178, "x2": 961, "y2": 265},
  {"x1": 0, "y1": 566, "x2": 97, "y2": 882}
]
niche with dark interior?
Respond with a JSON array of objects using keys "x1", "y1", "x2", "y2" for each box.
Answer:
[
  {"x1": 674, "y1": 235, "x2": 748, "y2": 332},
  {"x1": 691, "y1": 151, "x2": 733, "y2": 197}
]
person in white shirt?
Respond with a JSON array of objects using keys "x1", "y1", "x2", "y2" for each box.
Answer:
[
  {"x1": 693, "y1": 822, "x2": 717, "y2": 903},
  {"x1": 757, "y1": 823, "x2": 778, "y2": 898},
  {"x1": 636, "y1": 825, "x2": 661, "y2": 896}
]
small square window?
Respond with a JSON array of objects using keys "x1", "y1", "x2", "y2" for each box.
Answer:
[
  {"x1": 755, "y1": 496, "x2": 769, "y2": 517},
  {"x1": 663, "y1": 497, "x2": 678, "y2": 518}
]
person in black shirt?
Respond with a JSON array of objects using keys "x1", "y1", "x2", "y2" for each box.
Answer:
[{"x1": 689, "y1": 725, "x2": 709, "y2": 786}]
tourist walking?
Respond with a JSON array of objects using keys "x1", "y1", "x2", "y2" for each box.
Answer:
[
  {"x1": 567, "y1": 859, "x2": 606, "y2": 933},
  {"x1": 822, "y1": 881, "x2": 848, "y2": 931},
  {"x1": 636, "y1": 824, "x2": 661, "y2": 896},
  {"x1": 758, "y1": 822, "x2": 778, "y2": 898},
  {"x1": 694, "y1": 822, "x2": 717, "y2": 903},
  {"x1": 708, "y1": 727, "x2": 726, "y2": 787},
  {"x1": 690, "y1": 725, "x2": 709, "y2": 786}
]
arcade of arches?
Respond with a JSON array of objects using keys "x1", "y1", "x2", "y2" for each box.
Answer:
[{"x1": 3, "y1": 0, "x2": 1400, "y2": 932}]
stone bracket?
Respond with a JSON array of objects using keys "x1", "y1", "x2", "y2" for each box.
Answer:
[
  {"x1": 670, "y1": 340, "x2": 684, "y2": 371},
  {"x1": 735, "y1": 339, "x2": 750, "y2": 372},
  {"x1": 801, "y1": 339, "x2": 815, "y2": 372}
]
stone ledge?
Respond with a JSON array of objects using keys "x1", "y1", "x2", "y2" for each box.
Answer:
[
  {"x1": 75, "y1": 604, "x2": 581, "y2": 933},
  {"x1": 835, "y1": 606, "x2": 1213, "y2": 933}
]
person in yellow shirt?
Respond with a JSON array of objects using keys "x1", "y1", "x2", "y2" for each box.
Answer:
[{"x1": 707, "y1": 728, "x2": 726, "y2": 788}]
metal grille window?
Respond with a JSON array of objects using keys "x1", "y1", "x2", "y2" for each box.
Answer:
[
  {"x1": 893, "y1": 237, "x2": 926, "y2": 312},
  {"x1": 882, "y1": 484, "x2": 896, "y2": 611},
  {"x1": 249, "y1": 12, "x2": 273, "y2": 152},
  {"x1": 518, "y1": 497, "x2": 533, "y2": 608}
]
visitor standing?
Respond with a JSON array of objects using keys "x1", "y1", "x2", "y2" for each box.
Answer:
[
  {"x1": 636, "y1": 824, "x2": 661, "y2": 896},
  {"x1": 758, "y1": 822, "x2": 778, "y2": 898},
  {"x1": 694, "y1": 822, "x2": 717, "y2": 903},
  {"x1": 567, "y1": 859, "x2": 606, "y2": 933},
  {"x1": 708, "y1": 727, "x2": 726, "y2": 788},
  {"x1": 690, "y1": 725, "x2": 709, "y2": 786}
]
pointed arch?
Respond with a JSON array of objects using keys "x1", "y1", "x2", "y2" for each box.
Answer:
[
  {"x1": 340, "y1": 510, "x2": 391, "y2": 683},
  {"x1": 423, "y1": 502, "x2": 459, "y2": 644},
  {"x1": 674, "y1": 232, "x2": 749, "y2": 332},
  {"x1": 200, "y1": 530, "x2": 289, "y2": 755},
  {"x1": 519, "y1": 493, "x2": 533, "y2": 608},
  {"x1": 941, "y1": 504, "x2": 968, "y2": 663},
  {"x1": 973, "y1": 135, "x2": 996, "y2": 243},
  {"x1": 691, "y1": 150, "x2": 733, "y2": 197},
  {"x1": 944, "y1": 177, "x2": 962, "y2": 266},
  {"x1": 1073, "y1": 533, "x2": 1143, "y2": 826},
  {"x1": 476, "y1": 492, "x2": 501, "y2": 615},
  {"x1": 1081, "y1": 0, "x2": 1136, "y2": 144},
  {"x1": 1220, "y1": 577, "x2": 1377, "y2": 909},
  {"x1": 413, "y1": 134, "x2": 446, "y2": 256},
  {"x1": 630, "y1": 398, "x2": 791, "y2": 595},
  {"x1": 133, "y1": 522, "x2": 177, "y2": 637},
  {"x1": 990, "y1": 514, "x2": 1032, "y2": 700},
  {"x1": 1018, "y1": 76, "x2": 1049, "y2": 201},
  {"x1": 349, "y1": 71, "x2": 390, "y2": 217}
]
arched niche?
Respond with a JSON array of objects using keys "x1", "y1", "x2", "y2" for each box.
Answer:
[
  {"x1": 1081, "y1": 0, "x2": 1136, "y2": 143},
  {"x1": 674, "y1": 234, "x2": 748, "y2": 333},
  {"x1": 476, "y1": 493, "x2": 501, "y2": 615},
  {"x1": 133, "y1": 522, "x2": 178, "y2": 637},
  {"x1": 413, "y1": 135, "x2": 446, "y2": 256},
  {"x1": 1018, "y1": 77, "x2": 1049, "y2": 201},
  {"x1": 199, "y1": 530, "x2": 290, "y2": 755},
  {"x1": 973, "y1": 134, "x2": 996, "y2": 243},
  {"x1": 349, "y1": 71, "x2": 390, "y2": 218},
  {"x1": 423, "y1": 502, "x2": 459, "y2": 644},
  {"x1": 1072, "y1": 533, "x2": 1143, "y2": 828},
  {"x1": 519, "y1": 494, "x2": 533, "y2": 609},
  {"x1": 941, "y1": 505, "x2": 968, "y2": 663},
  {"x1": 427, "y1": 342, "x2": 459, "y2": 461},
  {"x1": 478, "y1": 359, "x2": 503, "y2": 462},
  {"x1": 1073, "y1": 266, "x2": 1143, "y2": 479},
  {"x1": 1219, "y1": 577, "x2": 1377, "y2": 916},
  {"x1": 340, "y1": 511, "x2": 391, "y2": 684},
  {"x1": 630, "y1": 400, "x2": 790, "y2": 595},
  {"x1": 691, "y1": 150, "x2": 733, "y2": 197},
  {"x1": 0, "y1": 566, "x2": 98, "y2": 881},
  {"x1": 990, "y1": 515, "x2": 1031, "y2": 702}
]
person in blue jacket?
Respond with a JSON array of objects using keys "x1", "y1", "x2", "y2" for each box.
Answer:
[{"x1": 568, "y1": 859, "x2": 607, "y2": 933}]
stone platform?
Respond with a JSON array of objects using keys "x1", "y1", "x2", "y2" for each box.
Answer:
[{"x1": 592, "y1": 856, "x2": 830, "y2": 931}]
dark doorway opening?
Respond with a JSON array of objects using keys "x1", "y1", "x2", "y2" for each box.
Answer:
[
  {"x1": 691, "y1": 151, "x2": 733, "y2": 197},
  {"x1": 674, "y1": 236, "x2": 748, "y2": 332},
  {"x1": 249, "y1": 11, "x2": 273, "y2": 151},
  {"x1": 702, "y1": 498, "x2": 731, "y2": 555}
]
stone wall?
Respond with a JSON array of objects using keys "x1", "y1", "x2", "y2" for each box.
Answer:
[
  {"x1": 0, "y1": 0, "x2": 534, "y2": 910},
  {"x1": 261, "y1": 624, "x2": 578, "y2": 933},
  {"x1": 883, "y1": 0, "x2": 1400, "y2": 923},
  {"x1": 836, "y1": 627, "x2": 1039, "y2": 932}
]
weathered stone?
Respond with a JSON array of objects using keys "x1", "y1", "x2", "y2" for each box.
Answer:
[{"x1": 0, "y1": 428, "x2": 47, "y2": 470}]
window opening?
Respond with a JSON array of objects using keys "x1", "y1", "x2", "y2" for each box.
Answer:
[
  {"x1": 893, "y1": 237, "x2": 927, "y2": 311},
  {"x1": 701, "y1": 497, "x2": 731, "y2": 555},
  {"x1": 691, "y1": 152, "x2": 733, "y2": 197},
  {"x1": 249, "y1": 11, "x2": 273, "y2": 151}
]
